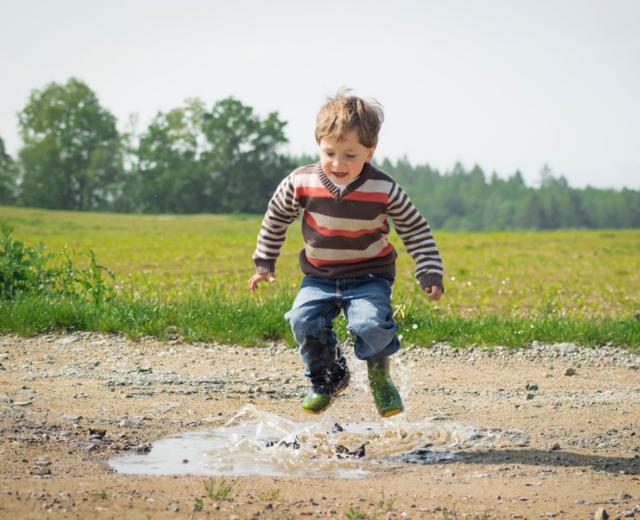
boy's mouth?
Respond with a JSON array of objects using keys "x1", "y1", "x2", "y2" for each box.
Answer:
[{"x1": 332, "y1": 171, "x2": 349, "y2": 179}]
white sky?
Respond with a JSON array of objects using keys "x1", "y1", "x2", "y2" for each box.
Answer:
[{"x1": 1, "y1": 0, "x2": 639, "y2": 189}]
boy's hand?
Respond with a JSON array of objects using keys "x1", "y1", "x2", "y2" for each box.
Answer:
[
  {"x1": 424, "y1": 285, "x2": 443, "y2": 301},
  {"x1": 248, "y1": 272, "x2": 276, "y2": 292}
]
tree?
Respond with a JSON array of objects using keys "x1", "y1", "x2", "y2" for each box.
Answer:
[
  {"x1": 0, "y1": 137, "x2": 18, "y2": 204},
  {"x1": 134, "y1": 98, "x2": 211, "y2": 213},
  {"x1": 17, "y1": 78, "x2": 123, "y2": 210},
  {"x1": 130, "y1": 97, "x2": 291, "y2": 214},
  {"x1": 201, "y1": 97, "x2": 290, "y2": 213}
]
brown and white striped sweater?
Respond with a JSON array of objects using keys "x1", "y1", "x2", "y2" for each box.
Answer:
[{"x1": 253, "y1": 162, "x2": 445, "y2": 290}]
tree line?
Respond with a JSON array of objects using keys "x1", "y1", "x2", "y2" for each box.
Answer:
[
  {"x1": 380, "y1": 160, "x2": 640, "y2": 230},
  {"x1": 1, "y1": 77, "x2": 638, "y2": 230}
]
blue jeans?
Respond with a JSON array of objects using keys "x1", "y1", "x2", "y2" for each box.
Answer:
[{"x1": 284, "y1": 274, "x2": 400, "y2": 379}]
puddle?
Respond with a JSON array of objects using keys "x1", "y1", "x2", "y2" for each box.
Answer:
[{"x1": 108, "y1": 405, "x2": 528, "y2": 479}]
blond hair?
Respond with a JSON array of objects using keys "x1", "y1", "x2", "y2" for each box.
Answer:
[{"x1": 315, "y1": 88, "x2": 384, "y2": 148}]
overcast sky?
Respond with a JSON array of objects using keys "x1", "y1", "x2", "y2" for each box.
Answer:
[{"x1": 1, "y1": 0, "x2": 639, "y2": 189}]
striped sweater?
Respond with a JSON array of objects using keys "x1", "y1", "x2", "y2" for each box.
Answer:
[{"x1": 253, "y1": 162, "x2": 445, "y2": 290}]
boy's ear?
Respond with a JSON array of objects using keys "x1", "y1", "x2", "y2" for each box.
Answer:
[{"x1": 366, "y1": 145, "x2": 376, "y2": 162}]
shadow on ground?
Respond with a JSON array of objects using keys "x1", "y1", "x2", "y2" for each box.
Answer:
[{"x1": 401, "y1": 448, "x2": 640, "y2": 475}]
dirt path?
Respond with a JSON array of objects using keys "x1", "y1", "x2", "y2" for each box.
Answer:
[{"x1": 1, "y1": 333, "x2": 639, "y2": 519}]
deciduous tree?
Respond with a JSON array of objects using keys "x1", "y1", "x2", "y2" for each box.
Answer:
[
  {"x1": 134, "y1": 98, "x2": 210, "y2": 213},
  {"x1": 18, "y1": 78, "x2": 122, "y2": 210},
  {"x1": 0, "y1": 137, "x2": 18, "y2": 204},
  {"x1": 201, "y1": 97, "x2": 290, "y2": 213}
]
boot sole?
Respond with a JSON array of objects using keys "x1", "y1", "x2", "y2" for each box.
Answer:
[{"x1": 379, "y1": 406, "x2": 404, "y2": 418}]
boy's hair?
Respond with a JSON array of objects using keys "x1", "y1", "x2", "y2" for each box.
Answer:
[{"x1": 315, "y1": 87, "x2": 384, "y2": 148}]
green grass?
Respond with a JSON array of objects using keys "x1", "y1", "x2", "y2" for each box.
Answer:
[
  {"x1": 1, "y1": 294, "x2": 637, "y2": 348},
  {"x1": 203, "y1": 478, "x2": 233, "y2": 501},
  {"x1": 1, "y1": 205, "x2": 639, "y2": 348}
]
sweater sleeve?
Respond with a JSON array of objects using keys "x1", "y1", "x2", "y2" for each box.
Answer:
[
  {"x1": 386, "y1": 182, "x2": 445, "y2": 291},
  {"x1": 252, "y1": 172, "x2": 300, "y2": 274}
]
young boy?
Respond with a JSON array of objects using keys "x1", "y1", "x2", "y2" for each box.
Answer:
[{"x1": 248, "y1": 89, "x2": 444, "y2": 417}]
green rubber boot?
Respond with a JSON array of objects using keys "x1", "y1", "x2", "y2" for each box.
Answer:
[
  {"x1": 301, "y1": 390, "x2": 333, "y2": 414},
  {"x1": 367, "y1": 355, "x2": 404, "y2": 417},
  {"x1": 301, "y1": 362, "x2": 350, "y2": 414}
]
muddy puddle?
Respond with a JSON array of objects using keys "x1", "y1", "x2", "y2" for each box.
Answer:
[{"x1": 108, "y1": 405, "x2": 529, "y2": 479}]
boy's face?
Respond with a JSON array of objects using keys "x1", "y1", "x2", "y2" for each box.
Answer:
[{"x1": 319, "y1": 130, "x2": 376, "y2": 185}]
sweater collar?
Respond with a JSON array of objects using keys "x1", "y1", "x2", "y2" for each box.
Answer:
[{"x1": 316, "y1": 162, "x2": 371, "y2": 200}]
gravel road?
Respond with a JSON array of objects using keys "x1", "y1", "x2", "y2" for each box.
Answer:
[{"x1": 1, "y1": 332, "x2": 639, "y2": 519}]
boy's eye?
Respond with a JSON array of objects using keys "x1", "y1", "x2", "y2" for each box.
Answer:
[
  {"x1": 325, "y1": 152, "x2": 335, "y2": 157},
  {"x1": 346, "y1": 155, "x2": 356, "y2": 159}
]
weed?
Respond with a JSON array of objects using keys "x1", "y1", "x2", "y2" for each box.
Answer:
[
  {"x1": 441, "y1": 506, "x2": 459, "y2": 519},
  {"x1": 377, "y1": 487, "x2": 395, "y2": 512},
  {"x1": 0, "y1": 223, "x2": 114, "y2": 305},
  {"x1": 99, "y1": 490, "x2": 108, "y2": 500},
  {"x1": 258, "y1": 487, "x2": 281, "y2": 501},
  {"x1": 344, "y1": 507, "x2": 369, "y2": 519},
  {"x1": 72, "y1": 249, "x2": 116, "y2": 306},
  {"x1": 0, "y1": 223, "x2": 55, "y2": 299},
  {"x1": 193, "y1": 497, "x2": 203, "y2": 512},
  {"x1": 203, "y1": 478, "x2": 233, "y2": 501}
]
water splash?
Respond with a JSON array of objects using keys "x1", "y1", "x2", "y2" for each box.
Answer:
[{"x1": 108, "y1": 405, "x2": 528, "y2": 479}]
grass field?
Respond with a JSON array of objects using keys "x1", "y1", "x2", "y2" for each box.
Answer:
[{"x1": 1, "y1": 206, "x2": 639, "y2": 348}]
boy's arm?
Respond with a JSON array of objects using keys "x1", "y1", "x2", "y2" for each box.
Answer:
[
  {"x1": 252, "y1": 172, "x2": 300, "y2": 276},
  {"x1": 386, "y1": 182, "x2": 445, "y2": 292}
]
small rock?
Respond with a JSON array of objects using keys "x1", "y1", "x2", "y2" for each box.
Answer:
[
  {"x1": 622, "y1": 510, "x2": 635, "y2": 518},
  {"x1": 526, "y1": 381, "x2": 539, "y2": 391},
  {"x1": 594, "y1": 507, "x2": 609, "y2": 520},
  {"x1": 167, "y1": 502, "x2": 180, "y2": 512},
  {"x1": 80, "y1": 441, "x2": 100, "y2": 452},
  {"x1": 564, "y1": 367, "x2": 577, "y2": 376},
  {"x1": 133, "y1": 442, "x2": 152, "y2": 454},
  {"x1": 526, "y1": 393, "x2": 535, "y2": 400},
  {"x1": 89, "y1": 428, "x2": 106, "y2": 439},
  {"x1": 551, "y1": 443, "x2": 561, "y2": 451}
]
